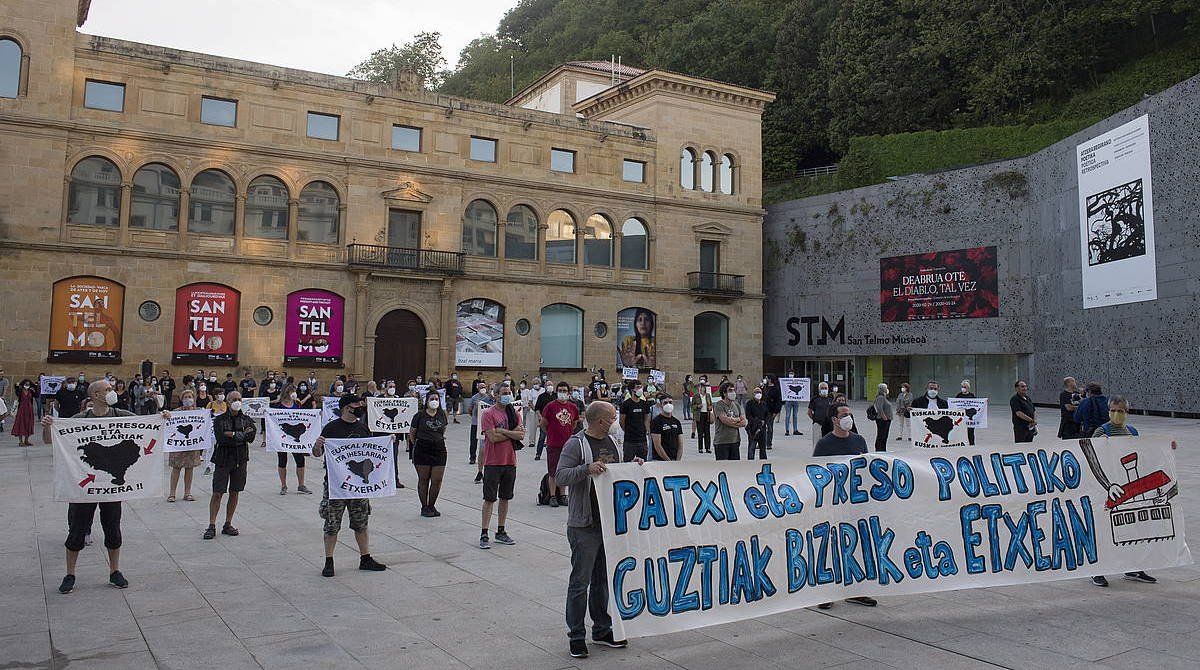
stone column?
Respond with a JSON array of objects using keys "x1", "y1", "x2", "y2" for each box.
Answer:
[
  {"x1": 234, "y1": 194, "x2": 246, "y2": 254},
  {"x1": 118, "y1": 182, "x2": 133, "y2": 247},
  {"x1": 177, "y1": 189, "x2": 190, "y2": 252},
  {"x1": 612, "y1": 231, "x2": 623, "y2": 283},
  {"x1": 495, "y1": 216, "x2": 507, "y2": 271},
  {"x1": 286, "y1": 197, "x2": 300, "y2": 259},
  {"x1": 353, "y1": 272, "x2": 370, "y2": 374},
  {"x1": 537, "y1": 223, "x2": 548, "y2": 275},
  {"x1": 575, "y1": 227, "x2": 585, "y2": 277},
  {"x1": 440, "y1": 278, "x2": 453, "y2": 373}
]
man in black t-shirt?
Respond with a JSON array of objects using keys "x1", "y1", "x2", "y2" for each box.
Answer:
[
  {"x1": 239, "y1": 372, "x2": 257, "y2": 398},
  {"x1": 1058, "y1": 377, "x2": 1081, "y2": 439},
  {"x1": 444, "y1": 373, "x2": 464, "y2": 423},
  {"x1": 534, "y1": 382, "x2": 556, "y2": 458},
  {"x1": 221, "y1": 373, "x2": 237, "y2": 395},
  {"x1": 160, "y1": 371, "x2": 176, "y2": 409},
  {"x1": 619, "y1": 383, "x2": 652, "y2": 462},
  {"x1": 53, "y1": 379, "x2": 88, "y2": 418},
  {"x1": 650, "y1": 398, "x2": 683, "y2": 461}
]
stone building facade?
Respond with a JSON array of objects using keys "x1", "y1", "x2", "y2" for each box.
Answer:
[{"x1": 0, "y1": 0, "x2": 773, "y2": 389}]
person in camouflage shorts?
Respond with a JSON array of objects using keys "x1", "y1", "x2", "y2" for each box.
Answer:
[{"x1": 319, "y1": 497, "x2": 370, "y2": 536}]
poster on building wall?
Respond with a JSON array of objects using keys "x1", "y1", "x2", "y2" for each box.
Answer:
[
  {"x1": 455, "y1": 299, "x2": 504, "y2": 368},
  {"x1": 284, "y1": 289, "x2": 345, "y2": 366},
  {"x1": 48, "y1": 276, "x2": 125, "y2": 362},
  {"x1": 172, "y1": 283, "x2": 240, "y2": 365},
  {"x1": 880, "y1": 247, "x2": 999, "y2": 322},
  {"x1": 616, "y1": 307, "x2": 657, "y2": 369},
  {"x1": 1076, "y1": 114, "x2": 1157, "y2": 309}
]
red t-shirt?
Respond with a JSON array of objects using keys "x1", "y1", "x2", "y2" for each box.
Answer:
[
  {"x1": 481, "y1": 403, "x2": 520, "y2": 466},
  {"x1": 541, "y1": 399, "x2": 580, "y2": 449}
]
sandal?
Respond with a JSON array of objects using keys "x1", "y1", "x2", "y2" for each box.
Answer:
[
  {"x1": 167, "y1": 495, "x2": 176, "y2": 503},
  {"x1": 221, "y1": 524, "x2": 240, "y2": 536},
  {"x1": 183, "y1": 494, "x2": 196, "y2": 501}
]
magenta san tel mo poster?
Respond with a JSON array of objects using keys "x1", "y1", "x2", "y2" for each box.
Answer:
[{"x1": 284, "y1": 289, "x2": 345, "y2": 366}]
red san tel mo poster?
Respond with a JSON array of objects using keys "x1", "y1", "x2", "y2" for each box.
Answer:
[
  {"x1": 880, "y1": 246, "x2": 999, "y2": 322},
  {"x1": 172, "y1": 283, "x2": 240, "y2": 364}
]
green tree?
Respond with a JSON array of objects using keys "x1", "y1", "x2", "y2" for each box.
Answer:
[{"x1": 346, "y1": 31, "x2": 449, "y2": 90}]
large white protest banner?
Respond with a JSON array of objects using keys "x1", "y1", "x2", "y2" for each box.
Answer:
[
  {"x1": 52, "y1": 416, "x2": 165, "y2": 502},
  {"x1": 240, "y1": 396, "x2": 270, "y2": 420},
  {"x1": 1076, "y1": 114, "x2": 1157, "y2": 309},
  {"x1": 40, "y1": 375, "x2": 66, "y2": 396},
  {"x1": 323, "y1": 435, "x2": 397, "y2": 499},
  {"x1": 367, "y1": 396, "x2": 418, "y2": 434},
  {"x1": 321, "y1": 395, "x2": 341, "y2": 425},
  {"x1": 779, "y1": 377, "x2": 811, "y2": 402},
  {"x1": 909, "y1": 408, "x2": 969, "y2": 448},
  {"x1": 265, "y1": 408, "x2": 322, "y2": 453},
  {"x1": 947, "y1": 397, "x2": 989, "y2": 429},
  {"x1": 163, "y1": 409, "x2": 213, "y2": 453},
  {"x1": 594, "y1": 437, "x2": 1189, "y2": 638}
]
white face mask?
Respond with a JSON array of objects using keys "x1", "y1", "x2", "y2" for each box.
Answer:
[
  {"x1": 216, "y1": 394, "x2": 225, "y2": 402},
  {"x1": 387, "y1": 387, "x2": 396, "y2": 395},
  {"x1": 927, "y1": 389, "x2": 938, "y2": 399},
  {"x1": 819, "y1": 388, "x2": 829, "y2": 397},
  {"x1": 753, "y1": 392, "x2": 763, "y2": 400},
  {"x1": 229, "y1": 400, "x2": 242, "y2": 412},
  {"x1": 961, "y1": 386, "x2": 969, "y2": 393},
  {"x1": 66, "y1": 383, "x2": 77, "y2": 391},
  {"x1": 104, "y1": 390, "x2": 119, "y2": 406},
  {"x1": 726, "y1": 392, "x2": 737, "y2": 401},
  {"x1": 428, "y1": 399, "x2": 440, "y2": 410},
  {"x1": 182, "y1": 398, "x2": 195, "y2": 408},
  {"x1": 209, "y1": 376, "x2": 217, "y2": 383},
  {"x1": 557, "y1": 392, "x2": 568, "y2": 401},
  {"x1": 662, "y1": 403, "x2": 674, "y2": 415},
  {"x1": 335, "y1": 385, "x2": 344, "y2": 393},
  {"x1": 838, "y1": 415, "x2": 855, "y2": 431}
]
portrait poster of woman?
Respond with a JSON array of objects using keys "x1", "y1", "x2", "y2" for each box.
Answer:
[{"x1": 616, "y1": 307, "x2": 656, "y2": 369}]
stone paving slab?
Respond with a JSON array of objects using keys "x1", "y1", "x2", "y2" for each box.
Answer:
[{"x1": 0, "y1": 403, "x2": 1196, "y2": 669}]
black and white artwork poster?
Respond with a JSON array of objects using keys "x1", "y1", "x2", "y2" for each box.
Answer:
[{"x1": 1086, "y1": 178, "x2": 1146, "y2": 266}]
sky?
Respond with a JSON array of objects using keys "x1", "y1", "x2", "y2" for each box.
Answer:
[{"x1": 81, "y1": 0, "x2": 517, "y2": 76}]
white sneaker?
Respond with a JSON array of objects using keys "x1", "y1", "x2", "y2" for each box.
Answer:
[{"x1": 83, "y1": 533, "x2": 94, "y2": 546}]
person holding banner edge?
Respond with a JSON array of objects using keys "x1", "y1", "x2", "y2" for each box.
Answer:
[
  {"x1": 955, "y1": 380, "x2": 977, "y2": 446},
  {"x1": 271, "y1": 387, "x2": 312, "y2": 495},
  {"x1": 167, "y1": 390, "x2": 203, "y2": 502}
]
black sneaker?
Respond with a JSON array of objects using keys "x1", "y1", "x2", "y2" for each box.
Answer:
[
  {"x1": 846, "y1": 596, "x2": 876, "y2": 607},
  {"x1": 58, "y1": 574, "x2": 75, "y2": 594},
  {"x1": 359, "y1": 555, "x2": 387, "y2": 571},
  {"x1": 557, "y1": 494, "x2": 568, "y2": 506},
  {"x1": 322, "y1": 561, "x2": 335, "y2": 578},
  {"x1": 429, "y1": 506, "x2": 441, "y2": 517},
  {"x1": 535, "y1": 455, "x2": 541, "y2": 460},
  {"x1": 109, "y1": 570, "x2": 129, "y2": 589},
  {"x1": 421, "y1": 506, "x2": 436, "y2": 517},
  {"x1": 1091, "y1": 575, "x2": 1109, "y2": 587},
  {"x1": 818, "y1": 602, "x2": 832, "y2": 610},
  {"x1": 494, "y1": 531, "x2": 516, "y2": 545},
  {"x1": 548, "y1": 496, "x2": 559, "y2": 508},
  {"x1": 1124, "y1": 571, "x2": 1157, "y2": 584},
  {"x1": 203, "y1": 525, "x2": 216, "y2": 540},
  {"x1": 569, "y1": 640, "x2": 588, "y2": 658},
  {"x1": 592, "y1": 631, "x2": 628, "y2": 648},
  {"x1": 474, "y1": 472, "x2": 483, "y2": 484}
]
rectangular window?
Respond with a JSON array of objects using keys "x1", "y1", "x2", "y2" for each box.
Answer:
[
  {"x1": 84, "y1": 80, "x2": 125, "y2": 112},
  {"x1": 391, "y1": 125, "x2": 422, "y2": 152},
  {"x1": 551, "y1": 148, "x2": 576, "y2": 173},
  {"x1": 470, "y1": 136, "x2": 497, "y2": 162},
  {"x1": 200, "y1": 96, "x2": 237, "y2": 127},
  {"x1": 622, "y1": 159, "x2": 646, "y2": 183},
  {"x1": 306, "y1": 112, "x2": 340, "y2": 140}
]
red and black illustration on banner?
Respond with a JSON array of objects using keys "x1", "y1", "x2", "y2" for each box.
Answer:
[
  {"x1": 880, "y1": 246, "x2": 999, "y2": 322},
  {"x1": 172, "y1": 283, "x2": 240, "y2": 364}
]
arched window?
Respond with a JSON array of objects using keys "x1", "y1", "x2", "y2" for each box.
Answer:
[
  {"x1": 541, "y1": 303, "x2": 583, "y2": 369},
  {"x1": 189, "y1": 169, "x2": 235, "y2": 235},
  {"x1": 297, "y1": 181, "x2": 339, "y2": 244},
  {"x1": 67, "y1": 157, "x2": 121, "y2": 227},
  {"x1": 700, "y1": 151, "x2": 716, "y2": 192},
  {"x1": 694, "y1": 311, "x2": 729, "y2": 372},
  {"x1": 130, "y1": 163, "x2": 180, "y2": 230},
  {"x1": 505, "y1": 205, "x2": 537, "y2": 260},
  {"x1": 545, "y1": 209, "x2": 576, "y2": 264},
  {"x1": 0, "y1": 38, "x2": 20, "y2": 98},
  {"x1": 584, "y1": 214, "x2": 613, "y2": 266},
  {"x1": 680, "y1": 148, "x2": 696, "y2": 190},
  {"x1": 245, "y1": 175, "x2": 289, "y2": 239},
  {"x1": 620, "y1": 218, "x2": 648, "y2": 270},
  {"x1": 720, "y1": 154, "x2": 735, "y2": 195},
  {"x1": 462, "y1": 199, "x2": 498, "y2": 256}
]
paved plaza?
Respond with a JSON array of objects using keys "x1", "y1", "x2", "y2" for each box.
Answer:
[{"x1": 2, "y1": 404, "x2": 1198, "y2": 670}]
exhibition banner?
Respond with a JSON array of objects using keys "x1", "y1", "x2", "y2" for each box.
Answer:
[
  {"x1": 780, "y1": 377, "x2": 811, "y2": 402},
  {"x1": 264, "y1": 408, "x2": 322, "y2": 453},
  {"x1": 1076, "y1": 114, "x2": 1157, "y2": 309},
  {"x1": 456, "y1": 299, "x2": 504, "y2": 367},
  {"x1": 948, "y1": 398, "x2": 989, "y2": 429},
  {"x1": 284, "y1": 289, "x2": 345, "y2": 366},
  {"x1": 323, "y1": 436, "x2": 397, "y2": 499},
  {"x1": 595, "y1": 438, "x2": 1189, "y2": 638},
  {"x1": 48, "y1": 276, "x2": 125, "y2": 362},
  {"x1": 880, "y1": 247, "x2": 999, "y2": 322},
  {"x1": 163, "y1": 409, "x2": 213, "y2": 453},
  {"x1": 910, "y1": 408, "x2": 969, "y2": 448},
  {"x1": 40, "y1": 376, "x2": 66, "y2": 396},
  {"x1": 172, "y1": 283, "x2": 240, "y2": 364},
  {"x1": 366, "y1": 396, "x2": 418, "y2": 434},
  {"x1": 52, "y1": 416, "x2": 165, "y2": 502},
  {"x1": 240, "y1": 396, "x2": 270, "y2": 420},
  {"x1": 617, "y1": 307, "x2": 657, "y2": 369}
]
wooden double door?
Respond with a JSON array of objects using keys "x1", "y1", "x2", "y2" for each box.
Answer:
[{"x1": 373, "y1": 309, "x2": 426, "y2": 386}]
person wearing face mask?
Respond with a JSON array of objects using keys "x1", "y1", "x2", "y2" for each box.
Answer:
[
  {"x1": 270, "y1": 386, "x2": 312, "y2": 495},
  {"x1": 911, "y1": 380, "x2": 949, "y2": 410},
  {"x1": 204, "y1": 391, "x2": 257, "y2": 540},
  {"x1": 533, "y1": 380, "x2": 556, "y2": 460},
  {"x1": 712, "y1": 383, "x2": 747, "y2": 461},
  {"x1": 54, "y1": 377, "x2": 88, "y2": 421},
  {"x1": 159, "y1": 370, "x2": 176, "y2": 409},
  {"x1": 311, "y1": 394, "x2": 387, "y2": 577},
  {"x1": 209, "y1": 391, "x2": 228, "y2": 416},
  {"x1": 12, "y1": 379, "x2": 37, "y2": 446},
  {"x1": 763, "y1": 375, "x2": 783, "y2": 450},
  {"x1": 743, "y1": 387, "x2": 771, "y2": 460},
  {"x1": 219, "y1": 373, "x2": 236, "y2": 396},
  {"x1": 167, "y1": 390, "x2": 204, "y2": 503},
  {"x1": 541, "y1": 382, "x2": 581, "y2": 506},
  {"x1": 331, "y1": 377, "x2": 347, "y2": 398},
  {"x1": 1074, "y1": 382, "x2": 1109, "y2": 439},
  {"x1": 1058, "y1": 377, "x2": 1082, "y2": 439},
  {"x1": 734, "y1": 375, "x2": 748, "y2": 409},
  {"x1": 239, "y1": 371, "x2": 257, "y2": 399},
  {"x1": 259, "y1": 371, "x2": 277, "y2": 400},
  {"x1": 619, "y1": 382, "x2": 653, "y2": 462},
  {"x1": 195, "y1": 383, "x2": 212, "y2": 409},
  {"x1": 113, "y1": 379, "x2": 131, "y2": 413},
  {"x1": 478, "y1": 386, "x2": 525, "y2": 549},
  {"x1": 871, "y1": 383, "x2": 895, "y2": 452},
  {"x1": 650, "y1": 397, "x2": 684, "y2": 461},
  {"x1": 895, "y1": 383, "x2": 913, "y2": 442},
  {"x1": 468, "y1": 384, "x2": 492, "y2": 472},
  {"x1": 690, "y1": 377, "x2": 714, "y2": 454},
  {"x1": 807, "y1": 381, "x2": 834, "y2": 448},
  {"x1": 443, "y1": 373, "x2": 463, "y2": 423},
  {"x1": 296, "y1": 381, "x2": 317, "y2": 409},
  {"x1": 519, "y1": 381, "x2": 539, "y2": 448},
  {"x1": 954, "y1": 380, "x2": 976, "y2": 446},
  {"x1": 409, "y1": 391, "x2": 449, "y2": 517},
  {"x1": 41, "y1": 380, "x2": 168, "y2": 593}
]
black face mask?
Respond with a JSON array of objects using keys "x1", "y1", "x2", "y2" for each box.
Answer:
[{"x1": 351, "y1": 406, "x2": 366, "y2": 418}]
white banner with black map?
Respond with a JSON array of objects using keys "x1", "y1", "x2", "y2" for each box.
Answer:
[
  {"x1": 1076, "y1": 114, "x2": 1157, "y2": 309},
  {"x1": 52, "y1": 416, "x2": 165, "y2": 502}
]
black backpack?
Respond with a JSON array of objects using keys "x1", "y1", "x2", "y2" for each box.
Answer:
[{"x1": 866, "y1": 404, "x2": 878, "y2": 421}]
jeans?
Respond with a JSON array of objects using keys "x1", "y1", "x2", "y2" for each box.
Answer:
[
  {"x1": 682, "y1": 399, "x2": 692, "y2": 421},
  {"x1": 566, "y1": 525, "x2": 612, "y2": 643},
  {"x1": 748, "y1": 431, "x2": 767, "y2": 459},
  {"x1": 695, "y1": 414, "x2": 711, "y2": 452},
  {"x1": 469, "y1": 428, "x2": 479, "y2": 463},
  {"x1": 715, "y1": 441, "x2": 740, "y2": 461},
  {"x1": 874, "y1": 419, "x2": 891, "y2": 452},
  {"x1": 784, "y1": 402, "x2": 801, "y2": 433}
]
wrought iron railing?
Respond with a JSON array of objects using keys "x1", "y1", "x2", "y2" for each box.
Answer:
[
  {"x1": 346, "y1": 244, "x2": 464, "y2": 274},
  {"x1": 687, "y1": 271, "x2": 745, "y2": 295}
]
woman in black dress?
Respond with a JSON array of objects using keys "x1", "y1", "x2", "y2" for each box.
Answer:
[{"x1": 408, "y1": 390, "x2": 448, "y2": 518}]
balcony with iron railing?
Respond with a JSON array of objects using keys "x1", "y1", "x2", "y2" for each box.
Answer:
[
  {"x1": 687, "y1": 271, "x2": 745, "y2": 295},
  {"x1": 346, "y1": 243, "x2": 464, "y2": 274}
]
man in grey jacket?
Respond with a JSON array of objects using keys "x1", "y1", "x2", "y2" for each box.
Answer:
[{"x1": 555, "y1": 401, "x2": 636, "y2": 659}]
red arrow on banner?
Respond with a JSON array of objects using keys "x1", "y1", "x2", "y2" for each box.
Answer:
[
  {"x1": 78, "y1": 473, "x2": 96, "y2": 487},
  {"x1": 924, "y1": 432, "x2": 932, "y2": 442},
  {"x1": 954, "y1": 418, "x2": 963, "y2": 426},
  {"x1": 144, "y1": 439, "x2": 157, "y2": 455}
]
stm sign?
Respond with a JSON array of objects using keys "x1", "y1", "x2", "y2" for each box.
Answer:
[{"x1": 786, "y1": 316, "x2": 845, "y2": 346}]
